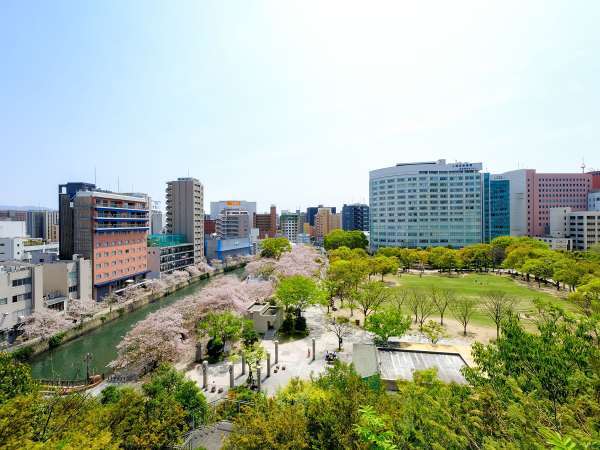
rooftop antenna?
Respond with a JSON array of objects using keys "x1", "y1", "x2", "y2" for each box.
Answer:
[
  {"x1": 94, "y1": 166, "x2": 97, "y2": 185},
  {"x1": 581, "y1": 157, "x2": 586, "y2": 173},
  {"x1": 117, "y1": 177, "x2": 120, "y2": 192}
]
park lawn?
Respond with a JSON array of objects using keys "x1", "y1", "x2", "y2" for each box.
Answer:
[{"x1": 391, "y1": 272, "x2": 578, "y2": 327}]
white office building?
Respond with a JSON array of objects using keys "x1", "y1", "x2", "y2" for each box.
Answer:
[{"x1": 369, "y1": 159, "x2": 483, "y2": 249}]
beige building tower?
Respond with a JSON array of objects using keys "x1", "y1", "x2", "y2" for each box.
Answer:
[
  {"x1": 314, "y1": 207, "x2": 341, "y2": 239},
  {"x1": 165, "y1": 178, "x2": 205, "y2": 263}
]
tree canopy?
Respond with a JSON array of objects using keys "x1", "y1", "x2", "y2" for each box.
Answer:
[{"x1": 324, "y1": 230, "x2": 369, "y2": 250}]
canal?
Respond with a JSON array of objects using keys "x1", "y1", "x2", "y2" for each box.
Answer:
[{"x1": 30, "y1": 270, "x2": 243, "y2": 379}]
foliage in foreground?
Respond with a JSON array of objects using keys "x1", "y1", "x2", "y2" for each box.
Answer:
[
  {"x1": 224, "y1": 307, "x2": 600, "y2": 449},
  {"x1": 0, "y1": 362, "x2": 207, "y2": 449}
]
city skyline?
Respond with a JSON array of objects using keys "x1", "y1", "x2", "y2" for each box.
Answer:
[{"x1": 2, "y1": 1, "x2": 600, "y2": 210}]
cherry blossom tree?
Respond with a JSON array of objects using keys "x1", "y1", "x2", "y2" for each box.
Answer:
[
  {"x1": 110, "y1": 310, "x2": 191, "y2": 372},
  {"x1": 66, "y1": 297, "x2": 99, "y2": 322},
  {"x1": 274, "y1": 245, "x2": 323, "y2": 278},
  {"x1": 196, "y1": 261, "x2": 215, "y2": 273},
  {"x1": 185, "y1": 265, "x2": 201, "y2": 277},
  {"x1": 21, "y1": 308, "x2": 73, "y2": 340}
]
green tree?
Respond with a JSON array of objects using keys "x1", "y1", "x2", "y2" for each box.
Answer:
[
  {"x1": 260, "y1": 237, "x2": 291, "y2": 259},
  {"x1": 465, "y1": 307, "x2": 599, "y2": 428},
  {"x1": 459, "y1": 244, "x2": 493, "y2": 271},
  {"x1": 0, "y1": 352, "x2": 37, "y2": 405},
  {"x1": 223, "y1": 399, "x2": 310, "y2": 450},
  {"x1": 365, "y1": 309, "x2": 411, "y2": 345},
  {"x1": 324, "y1": 230, "x2": 368, "y2": 250},
  {"x1": 197, "y1": 311, "x2": 246, "y2": 347},
  {"x1": 421, "y1": 320, "x2": 447, "y2": 344},
  {"x1": 428, "y1": 247, "x2": 459, "y2": 273},
  {"x1": 276, "y1": 275, "x2": 323, "y2": 319},
  {"x1": 327, "y1": 316, "x2": 352, "y2": 351},
  {"x1": 239, "y1": 341, "x2": 267, "y2": 387},
  {"x1": 355, "y1": 281, "x2": 390, "y2": 323},
  {"x1": 522, "y1": 255, "x2": 555, "y2": 287},
  {"x1": 142, "y1": 363, "x2": 209, "y2": 427},
  {"x1": 104, "y1": 387, "x2": 187, "y2": 448},
  {"x1": 370, "y1": 255, "x2": 399, "y2": 281},
  {"x1": 354, "y1": 405, "x2": 398, "y2": 450}
]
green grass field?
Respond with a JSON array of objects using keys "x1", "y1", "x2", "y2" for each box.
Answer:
[{"x1": 391, "y1": 272, "x2": 577, "y2": 327}]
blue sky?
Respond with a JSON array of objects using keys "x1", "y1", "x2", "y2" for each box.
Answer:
[{"x1": 1, "y1": 1, "x2": 599, "y2": 212}]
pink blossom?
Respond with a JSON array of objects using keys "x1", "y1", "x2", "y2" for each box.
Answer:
[
  {"x1": 110, "y1": 309, "x2": 191, "y2": 371},
  {"x1": 66, "y1": 297, "x2": 99, "y2": 321},
  {"x1": 21, "y1": 308, "x2": 73, "y2": 340},
  {"x1": 274, "y1": 245, "x2": 323, "y2": 278}
]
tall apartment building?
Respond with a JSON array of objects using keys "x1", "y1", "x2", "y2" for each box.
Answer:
[
  {"x1": 166, "y1": 178, "x2": 204, "y2": 263},
  {"x1": 482, "y1": 174, "x2": 510, "y2": 242},
  {"x1": 307, "y1": 205, "x2": 336, "y2": 227},
  {"x1": 342, "y1": 204, "x2": 369, "y2": 231},
  {"x1": 370, "y1": 160, "x2": 483, "y2": 249},
  {"x1": 279, "y1": 210, "x2": 306, "y2": 243},
  {"x1": 314, "y1": 208, "x2": 341, "y2": 241},
  {"x1": 254, "y1": 205, "x2": 277, "y2": 239},
  {"x1": 210, "y1": 200, "x2": 256, "y2": 220},
  {"x1": 59, "y1": 182, "x2": 96, "y2": 260},
  {"x1": 495, "y1": 170, "x2": 592, "y2": 236},
  {"x1": 216, "y1": 209, "x2": 251, "y2": 239},
  {"x1": 71, "y1": 190, "x2": 149, "y2": 299}
]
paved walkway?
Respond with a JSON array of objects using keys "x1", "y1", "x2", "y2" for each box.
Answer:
[{"x1": 185, "y1": 306, "x2": 373, "y2": 400}]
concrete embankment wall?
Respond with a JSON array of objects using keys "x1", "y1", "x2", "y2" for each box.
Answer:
[{"x1": 9, "y1": 263, "x2": 245, "y2": 358}]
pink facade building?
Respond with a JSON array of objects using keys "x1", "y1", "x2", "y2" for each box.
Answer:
[
  {"x1": 497, "y1": 169, "x2": 592, "y2": 236},
  {"x1": 73, "y1": 190, "x2": 149, "y2": 299}
]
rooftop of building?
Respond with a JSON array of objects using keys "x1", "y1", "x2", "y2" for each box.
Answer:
[
  {"x1": 371, "y1": 160, "x2": 483, "y2": 178},
  {"x1": 353, "y1": 344, "x2": 468, "y2": 384},
  {"x1": 147, "y1": 234, "x2": 190, "y2": 247}
]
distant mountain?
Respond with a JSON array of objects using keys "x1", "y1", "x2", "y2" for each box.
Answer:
[{"x1": 0, "y1": 205, "x2": 53, "y2": 211}]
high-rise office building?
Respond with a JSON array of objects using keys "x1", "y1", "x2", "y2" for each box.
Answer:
[
  {"x1": 342, "y1": 204, "x2": 369, "y2": 231},
  {"x1": 58, "y1": 182, "x2": 96, "y2": 260},
  {"x1": 73, "y1": 190, "x2": 149, "y2": 298},
  {"x1": 26, "y1": 211, "x2": 45, "y2": 239},
  {"x1": 482, "y1": 174, "x2": 510, "y2": 242},
  {"x1": 370, "y1": 159, "x2": 483, "y2": 249},
  {"x1": 495, "y1": 169, "x2": 592, "y2": 236},
  {"x1": 307, "y1": 205, "x2": 336, "y2": 227},
  {"x1": 165, "y1": 178, "x2": 205, "y2": 263},
  {"x1": 254, "y1": 205, "x2": 277, "y2": 239},
  {"x1": 26, "y1": 210, "x2": 59, "y2": 241},
  {"x1": 210, "y1": 201, "x2": 256, "y2": 220}
]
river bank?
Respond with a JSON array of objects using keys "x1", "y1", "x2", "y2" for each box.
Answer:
[{"x1": 10, "y1": 263, "x2": 246, "y2": 365}]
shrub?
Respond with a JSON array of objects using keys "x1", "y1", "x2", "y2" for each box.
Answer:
[
  {"x1": 48, "y1": 332, "x2": 66, "y2": 349},
  {"x1": 295, "y1": 316, "x2": 307, "y2": 332},
  {"x1": 11, "y1": 346, "x2": 34, "y2": 363},
  {"x1": 280, "y1": 317, "x2": 295, "y2": 334}
]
